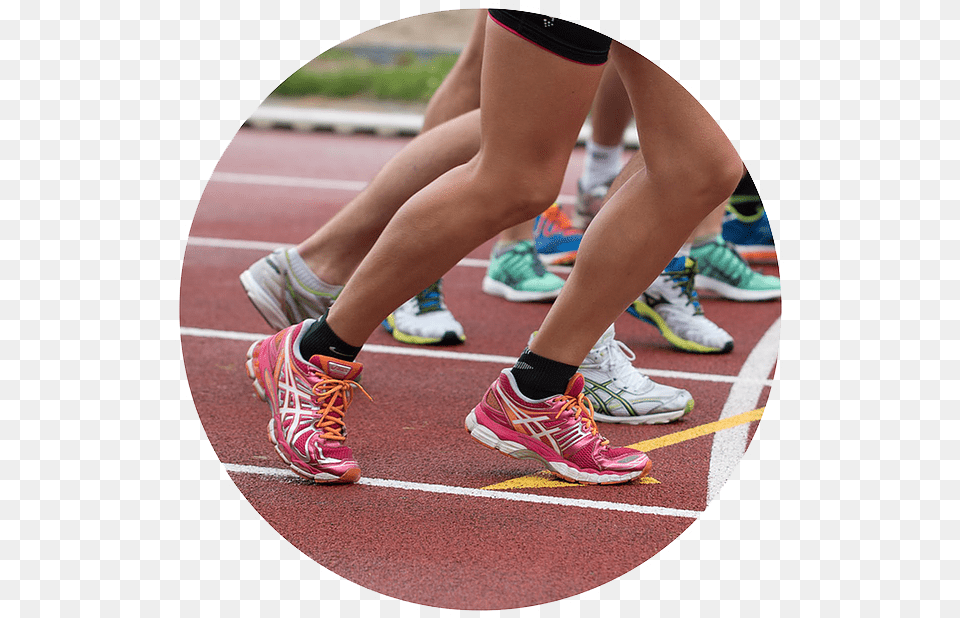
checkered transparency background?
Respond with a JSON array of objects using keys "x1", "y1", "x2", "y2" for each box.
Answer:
[{"x1": 6, "y1": 0, "x2": 956, "y2": 613}]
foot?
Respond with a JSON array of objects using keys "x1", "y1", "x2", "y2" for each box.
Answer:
[
  {"x1": 721, "y1": 202, "x2": 777, "y2": 264},
  {"x1": 690, "y1": 235, "x2": 781, "y2": 302},
  {"x1": 572, "y1": 178, "x2": 611, "y2": 230},
  {"x1": 482, "y1": 240, "x2": 565, "y2": 302},
  {"x1": 626, "y1": 256, "x2": 734, "y2": 354},
  {"x1": 579, "y1": 325, "x2": 694, "y2": 424},
  {"x1": 465, "y1": 369, "x2": 652, "y2": 484},
  {"x1": 532, "y1": 203, "x2": 583, "y2": 266},
  {"x1": 246, "y1": 320, "x2": 369, "y2": 483},
  {"x1": 381, "y1": 279, "x2": 466, "y2": 345},
  {"x1": 240, "y1": 248, "x2": 342, "y2": 331}
]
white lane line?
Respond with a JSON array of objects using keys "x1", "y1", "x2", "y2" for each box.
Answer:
[
  {"x1": 210, "y1": 171, "x2": 369, "y2": 192},
  {"x1": 207, "y1": 171, "x2": 578, "y2": 205},
  {"x1": 706, "y1": 317, "x2": 779, "y2": 503},
  {"x1": 187, "y1": 236, "x2": 493, "y2": 269},
  {"x1": 180, "y1": 326, "x2": 775, "y2": 387},
  {"x1": 224, "y1": 463, "x2": 702, "y2": 519}
]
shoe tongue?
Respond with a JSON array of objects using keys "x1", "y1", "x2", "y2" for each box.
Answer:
[
  {"x1": 597, "y1": 324, "x2": 615, "y2": 346},
  {"x1": 563, "y1": 373, "x2": 585, "y2": 397},
  {"x1": 309, "y1": 355, "x2": 363, "y2": 381}
]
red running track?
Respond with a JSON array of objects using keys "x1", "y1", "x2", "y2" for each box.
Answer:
[{"x1": 180, "y1": 127, "x2": 780, "y2": 610}]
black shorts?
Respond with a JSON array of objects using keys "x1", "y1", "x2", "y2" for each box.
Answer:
[{"x1": 487, "y1": 9, "x2": 612, "y2": 66}]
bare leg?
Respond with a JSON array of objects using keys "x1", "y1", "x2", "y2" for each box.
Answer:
[
  {"x1": 589, "y1": 63, "x2": 633, "y2": 147},
  {"x1": 294, "y1": 110, "x2": 481, "y2": 285},
  {"x1": 595, "y1": 149, "x2": 733, "y2": 248},
  {"x1": 326, "y1": 17, "x2": 605, "y2": 345},
  {"x1": 295, "y1": 10, "x2": 534, "y2": 286},
  {"x1": 420, "y1": 9, "x2": 485, "y2": 131},
  {"x1": 529, "y1": 43, "x2": 743, "y2": 365},
  {"x1": 424, "y1": 9, "x2": 539, "y2": 272},
  {"x1": 294, "y1": 11, "x2": 487, "y2": 284},
  {"x1": 687, "y1": 203, "x2": 726, "y2": 247}
]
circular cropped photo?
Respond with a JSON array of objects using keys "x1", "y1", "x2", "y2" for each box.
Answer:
[{"x1": 180, "y1": 8, "x2": 780, "y2": 610}]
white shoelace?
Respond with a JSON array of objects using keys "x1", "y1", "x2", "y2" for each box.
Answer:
[{"x1": 587, "y1": 337, "x2": 652, "y2": 393}]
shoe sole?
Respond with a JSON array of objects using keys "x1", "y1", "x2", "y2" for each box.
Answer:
[
  {"x1": 246, "y1": 339, "x2": 361, "y2": 484},
  {"x1": 536, "y1": 251, "x2": 578, "y2": 266},
  {"x1": 239, "y1": 269, "x2": 290, "y2": 331},
  {"x1": 464, "y1": 409, "x2": 651, "y2": 485},
  {"x1": 266, "y1": 418, "x2": 361, "y2": 483},
  {"x1": 592, "y1": 397, "x2": 695, "y2": 425},
  {"x1": 481, "y1": 276, "x2": 562, "y2": 303},
  {"x1": 381, "y1": 315, "x2": 465, "y2": 346},
  {"x1": 694, "y1": 275, "x2": 781, "y2": 302},
  {"x1": 731, "y1": 246, "x2": 778, "y2": 265},
  {"x1": 626, "y1": 302, "x2": 733, "y2": 354}
]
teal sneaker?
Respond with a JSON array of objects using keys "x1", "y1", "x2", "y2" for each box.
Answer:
[
  {"x1": 690, "y1": 235, "x2": 781, "y2": 302},
  {"x1": 482, "y1": 240, "x2": 565, "y2": 302}
]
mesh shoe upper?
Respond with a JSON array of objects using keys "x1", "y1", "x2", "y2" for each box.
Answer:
[
  {"x1": 532, "y1": 204, "x2": 583, "y2": 265},
  {"x1": 466, "y1": 370, "x2": 652, "y2": 484},
  {"x1": 482, "y1": 240, "x2": 564, "y2": 302},
  {"x1": 382, "y1": 279, "x2": 466, "y2": 345},
  {"x1": 247, "y1": 320, "x2": 368, "y2": 482},
  {"x1": 628, "y1": 256, "x2": 734, "y2": 354},
  {"x1": 572, "y1": 179, "x2": 610, "y2": 229},
  {"x1": 579, "y1": 325, "x2": 694, "y2": 423},
  {"x1": 722, "y1": 203, "x2": 777, "y2": 263},
  {"x1": 689, "y1": 235, "x2": 781, "y2": 301},
  {"x1": 240, "y1": 248, "x2": 342, "y2": 331}
]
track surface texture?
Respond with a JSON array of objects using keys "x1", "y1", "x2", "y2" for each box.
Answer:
[{"x1": 181, "y1": 127, "x2": 780, "y2": 610}]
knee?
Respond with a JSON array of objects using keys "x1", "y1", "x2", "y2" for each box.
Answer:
[
  {"x1": 470, "y1": 160, "x2": 565, "y2": 226},
  {"x1": 654, "y1": 145, "x2": 743, "y2": 214}
]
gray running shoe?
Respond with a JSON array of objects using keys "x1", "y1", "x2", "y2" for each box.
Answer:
[{"x1": 239, "y1": 248, "x2": 342, "y2": 331}]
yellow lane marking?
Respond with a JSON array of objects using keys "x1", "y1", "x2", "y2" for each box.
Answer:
[
  {"x1": 626, "y1": 407, "x2": 764, "y2": 453},
  {"x1": 484, "y1": 472, "x2": 660, "y2": 490},
  {"x1": 481, "y1": 407, "x2": 764, "y2": 491}
]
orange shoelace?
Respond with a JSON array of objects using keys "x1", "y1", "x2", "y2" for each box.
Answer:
[
  {"x1": 311, "y1": 377, "x2": 372, "y2": 441},
  {"x1": 554, "y1": 393, "x2": 609, "y2": 446}
]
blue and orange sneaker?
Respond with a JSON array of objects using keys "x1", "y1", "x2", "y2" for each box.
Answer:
[
  {"x1": 532, "y1": 203, "x2": 583, "y2": 266},
  {"x1": 721, "y1": 202, "x2": 777, "y2": 264},
  {"x1": 465, "y1": 369, "x2": 652, "y2": 484}
]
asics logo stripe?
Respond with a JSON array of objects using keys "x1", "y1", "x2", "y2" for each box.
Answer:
[{"x1": 497, "y1": 391, "x2": 589, "y2": 454}]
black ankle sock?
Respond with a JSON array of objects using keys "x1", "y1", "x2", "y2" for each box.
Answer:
[
  {"x1": 511, "y1": 348, "x2": 579, "y2": 400},
  {"x1": 730, "y1": 170, "x2": 762, "y2": 217},
  {"x1": 299, "y1": 316, "x2": 362, "y2": 363}
]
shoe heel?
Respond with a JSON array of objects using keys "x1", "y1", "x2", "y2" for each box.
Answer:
[
  {"x1": 466, "y1": 410, "x2": 528, "y2": 458},
  {"x1": 246, "y1": 340, "x2": 267, "y2": 401},
  {"x1": 465, "y1": 410, "x2": 498, "y2": 450}
]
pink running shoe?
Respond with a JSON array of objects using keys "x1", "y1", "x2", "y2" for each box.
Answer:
[
  {"x1": 245, "y1": 320, "x2": 369, "y2": 483},
  {"x1": 465, "y1": 370, "x2": 652, "y2": 484}
]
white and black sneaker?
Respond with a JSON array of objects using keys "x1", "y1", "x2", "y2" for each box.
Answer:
[
  {"x1": 580, "y1": 325, "x2": 694, "y2": 424},
  {"x1": 382, "y1": 279, "x2": 466, "y2": 345},
  {"x1": 627, "y1": 256, "x2": 734, "y2": 354}
]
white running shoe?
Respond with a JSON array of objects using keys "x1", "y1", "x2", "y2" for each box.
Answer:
[
  {"x1": 580, "y1": 325, "x2": 694, "y2": 424},
  {"x1": 240, "y1": 248, "x2": 342, "y2": 331},
  {"x1": 627, "y1": 256, "x2": 734, "y2": 354},
  {"x1": 381, "y1": 279, "x2": 466, "y2": 345}
]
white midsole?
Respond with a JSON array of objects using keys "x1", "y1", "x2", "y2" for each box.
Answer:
[
  {"x1": 481, "y1": 277, "x2": 561, "y2": 302},
  {"x1": 695, "y1": 275, "x2": 781, "y2": 302},
  {"x1": 465, "y1": 411, "x2": 643, "y2": 484}
]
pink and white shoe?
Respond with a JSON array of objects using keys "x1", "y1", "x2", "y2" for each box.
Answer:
[
  {"x1": 465, "y1": 370, "x2": 652, "y2": 484},
  {"x1": 246, "y1": 319, "x2": 369, "y2": 483}
]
